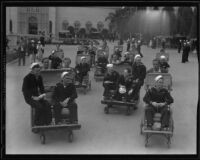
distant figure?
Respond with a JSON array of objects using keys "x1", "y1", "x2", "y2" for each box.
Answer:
[
  {"x1": 48, "y1": 50, "x2": 62, "y2": 69},
  {"x1": 147, "y1": 58, "x2": 160, "y2": 74},
  {"x1": 127, "y1": 38, "x2": 131, "y2": 51},
  {"x1": 17, "y1": 37, "x2": 26, "y2": 66},
  {"x1": 41, "y1": 57, "x2": 50, "y2": 70}
]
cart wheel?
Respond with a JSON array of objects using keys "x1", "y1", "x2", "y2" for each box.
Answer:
[
  {"x1": 68, "y1": 131, "x2": 73, "y2": 143},
  {"x1": 126, "y1": 107, "x2": 131, "y2": 116},
  {"x1": 104, "y1": 106, "x2": 109, "y2": 114},
  {"x1": 40, "y1": 134, "x2": 45, "y2": 144}
]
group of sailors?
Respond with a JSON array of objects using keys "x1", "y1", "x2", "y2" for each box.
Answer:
[{"x1": 21, "y1": 38, "x2": 174, "y2": 131}]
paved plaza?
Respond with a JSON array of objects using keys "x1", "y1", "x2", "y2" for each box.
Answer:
[{"x1": 6, "y1": 42, "x2": 198, "y2": 154}]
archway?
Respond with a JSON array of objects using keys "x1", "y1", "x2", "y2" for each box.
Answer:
[{"x1": 28, "y1": 16, "x2": 38, "y2": 34}]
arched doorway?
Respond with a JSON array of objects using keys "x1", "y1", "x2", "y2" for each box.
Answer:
[{"x1": 28, "y1": 16, "x2": 38, "y2": 34}]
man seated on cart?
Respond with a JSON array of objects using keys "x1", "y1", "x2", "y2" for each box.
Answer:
[
  {"x1": 110, "y1": 53, "x2": 121, "y2": 65},
  {"x1": 114, "y1": 68, "x2": 139, "y2": 102},
  {"x1": 96, "y1": 52, "x2": 109, "y2": 74},
  {"x1": 62, "y1": 57, "x2": 76, "y2": 78},
  {"x1": 159, "y1": 55, "x2": 170, "y2": 73},
  {"x1": 103, "y1": 64, "x2": 120, "y2": 100},
  {"x1": 75, "y1": 56, "x2": 90, "y2": 85},
  {"x1": 41, "y1": 57, "x2": 50, "y2": 70},
  {"x1": 52, "y1": 71, "x2": 78, "y2": 124},
  {"x1": 143, "y1": 75, "x2": 174, "y2": 131},
  {"x1": 146, "y1": 58, "x2": 160, "y2": 74},
  {"x1": 22, "y1": 62, "x2": 52, "y2": 126},
  {"x1": 132, "y1": 54, "x2": 147, "y2": 90},
  {"x1": 113, "y1": 47, "x2": 122, "y2": 60},
  {"x1": 48, "y1": 50, "x2": 62, "y2": 69}
]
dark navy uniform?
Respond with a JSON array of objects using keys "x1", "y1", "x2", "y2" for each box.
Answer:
[
  {"x1": 97, "y1": 56, "x2": 109, "y2": 73},
  {"x1": 143, "y1": 87, "x2": 174, "y2": 128},
  {"x1": 115, "y1": 75, "x2": 139, "y2": 101},
  {"x1": 22, "y1": 73, "x2": 52, "y2": 125},
  {"x1": 75, "y1": 62, "x2": 90, "y2": 83},
  {"x1": 49, "y1": 55, "x2": 62, "y2": 69},
  {"x1": 52, "y1": 82, "x2": 78, "y2": 124},
  {"x1": 132, "y1": 62, "x2": 146, "y2": 87},
  {"x1": 103, "y1": 70, "x2": 120, "y2": 97},
  {"x1": 159, "y1": 61, "x2": 170, "y2": 73}
]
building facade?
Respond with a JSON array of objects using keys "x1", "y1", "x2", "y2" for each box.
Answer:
[{"x1": 6, "y1": 7, "x2": 116, "y2": 36}]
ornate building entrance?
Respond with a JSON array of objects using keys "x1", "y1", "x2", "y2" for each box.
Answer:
[{"x1": 28, "y1": 16, "x2": 38, "y2": 34}]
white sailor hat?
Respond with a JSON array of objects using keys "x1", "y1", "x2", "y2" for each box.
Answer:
[
  {"x1": 134, "y1": 54, "x2": 141, "y2": 60},
  {"x1": 81, "y1": 56, "x2": 86, "y2": 60},
  {"x1": 61, "y1": 71, "x2": 71, "y2": 79},
  {"x1": 51, "y1": 50, "x2": 55, "y2": 54},
  {"x1": 160, "y1": 55, "x2": 166, "y2": 59},
  {"x1": 106, "y1": 63, "x2": 113, "y2": 68},
  {"x1": 30, "y1": 62, "x2": 40, "y2": 69},
  {"x1": 124, "y1": 52, "x2": 129, "y2": 55},
  {"x1": 155, "y1": 75, "x2": 163, "y2": 82},
  {"x1": 38, "y1": 41, "x2": 41, "y2": 44},
  {"x1": 31, "y1": 40, "x2": 35, "y2": 43}
]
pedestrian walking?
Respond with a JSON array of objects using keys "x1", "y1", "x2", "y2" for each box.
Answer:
[
  {"x1": 36, "y1": 41, "x2": 44, "y2": 62},
  {"x1": 127, "y1": 38, "x2": 130, "y2": 51},
  {"x1": 17, "y1": 38, "x2": 26, "y2": 66}
]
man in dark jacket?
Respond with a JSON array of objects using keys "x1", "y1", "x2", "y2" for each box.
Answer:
[
  {"x1": 75, "y1": 56, "x2": 90, "y2": 85},
  {"x1": 52, "y1": 72, "x2": 78, "y2": 124},
  {"x1": 103, "y1": 64, "x2": 120, "y2": 99},
  {"x1": 96, "y1": 52, "x2": 109, "y2": 74},
  {"x1": 49, "y1": 50, "x2": 62, "y2": 69},
  {"x1": 143, "y1": 75, "x2": 174, "y2": 130},
  {"x1": 115, "y1": 68, "x2": 139, "y2": 102},
  {"x1": 132, "y1": 55, "x2": 146, "y2": 89},
  {"x1": 22, "y1": 63, "x2": 52, "y2": 126}
]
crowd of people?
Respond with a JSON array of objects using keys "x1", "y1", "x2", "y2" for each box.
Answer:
[{"x1": 20, "y1": 35, "x2": 196, "y2": 132}]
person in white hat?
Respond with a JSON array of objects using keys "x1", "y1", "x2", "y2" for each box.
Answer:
[
  {"x1": 28, "y1": 39, "x2": 37, "y2": 63},
  {"x1": 102, "y1": 63, "x2": 120, "y2": 100},
  {"x1": 159, "y1": 55, "x2": 170, "y2": 73},
  {"x1": 132, "y1": 54, "x2": 146, "y2": 90},
  {"x1": 52, "y1": 71, "x2": 78, "y2": 124},
  {"x1": 143, "y1": 75, "x2": 174, "y2": 130},
  {"x1": 75, "y1": 56, "x2": 90, "y2": 85},
  {"x1": 22, "y1": 62, "x2": 52, "y2": 126}
]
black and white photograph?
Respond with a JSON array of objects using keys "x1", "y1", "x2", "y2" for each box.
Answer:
[{"x1": 3, "y1": 2, "x2": 199, "y2": 156}]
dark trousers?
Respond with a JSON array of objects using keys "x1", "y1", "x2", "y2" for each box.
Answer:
[
  {"x1": 54, "y1": 101, "x2": 78, "y2": 123},
  {"x1": 182, "y1": 51, "x2": 187, "y2": 63},
  {"x1": 103, "y1": 83, "x2": 117, "y2": 97},
  {"x1": 18, "y1": 52, "x2": 26, "y2": 66},
  {"x1": 127, "y1": 44, "x2": 130, "y2": 51},
  {"x1": 76, "y1": 72, "x2": 88, "y2": 83},
  {"x1": 25, "y1": 97, "x2": 52, "y2": 126},
  {"x1": 97, "y1": 63, "x2": 107, "y2": 73},
  {"x1": 145, "y1": 105, "x2": 170, "y2": 127}
]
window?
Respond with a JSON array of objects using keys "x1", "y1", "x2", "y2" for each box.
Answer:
[
  {"x1": 62, "y1": 20, "x2": 69, "y2": 30},
  {"x1": 9, "y1": 20, "x2": 13, "y2": 33},
  {"x1": 49, "y1": 21, "x2": 52, "y2": 33}
]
